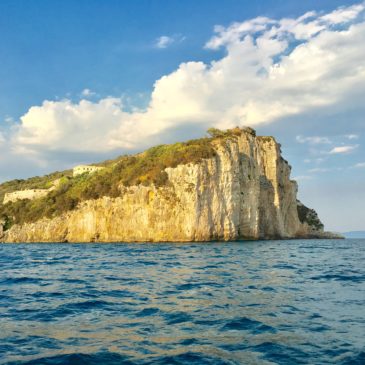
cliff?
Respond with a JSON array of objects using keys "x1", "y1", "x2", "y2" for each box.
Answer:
[{"x1": 0, "y1": 128, "x2": 338, "y2": 242}]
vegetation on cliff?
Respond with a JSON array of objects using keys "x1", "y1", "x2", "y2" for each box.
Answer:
[
  {"x1": 1, "y1": 127, "x2": 295, "y2": 232},
  {"x1": 297, "y1": 202, "x2": 324, "y2": 231},
  {"x1": 0, "y1": 134, "x2": 224, "y2": 229},
  {"x1": 0, "y1": 171, "x2": 72, "y2": 203},
  {"x1": 0, "y1": 127, "x2": 328, "y2": 241}
]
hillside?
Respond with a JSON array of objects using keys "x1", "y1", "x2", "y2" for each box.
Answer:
[
  {"x1": 0, "y1": 127, "x2": 337, "y2": 242},
  {"x1": 0, "y1": 133, "x2": 220, "y2": 229}
]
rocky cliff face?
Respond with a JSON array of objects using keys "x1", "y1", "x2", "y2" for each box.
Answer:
[{"x1": 1, "y1": 130, "x2": 333, "y2": 242}]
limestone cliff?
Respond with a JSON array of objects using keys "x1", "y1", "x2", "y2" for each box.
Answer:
[{"x1": 0, "y1": 129, "x2": 336, "y2": 242}]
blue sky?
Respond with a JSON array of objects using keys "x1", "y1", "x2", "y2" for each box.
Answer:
[{"x1": 0, "y1": 0, "x2": 364, "y2": 232}]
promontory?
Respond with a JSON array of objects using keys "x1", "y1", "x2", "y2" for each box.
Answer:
[{"x1": 0, "y1": 127, "x2": 338, "y2": 242}]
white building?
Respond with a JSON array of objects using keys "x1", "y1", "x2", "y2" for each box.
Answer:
[{"x1": 73, "y1": 165, "x2": 104, "y2": 177}]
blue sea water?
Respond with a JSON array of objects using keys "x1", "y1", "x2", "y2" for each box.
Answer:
[{"x1": 0, "y1": 239, "x2": 364, "y2": 365}]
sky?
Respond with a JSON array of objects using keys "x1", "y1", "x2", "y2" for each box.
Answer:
[{"x1": 0, "y1": 0, "x2": 364, "y2": 232}]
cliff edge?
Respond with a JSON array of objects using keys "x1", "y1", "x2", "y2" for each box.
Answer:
[{"x1": 0, "y1": 128, "x2": 340, "y2": 242}]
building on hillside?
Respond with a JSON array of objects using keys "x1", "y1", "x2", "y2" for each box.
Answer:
[{"x1": 73, "y1": 165, "x2": 104, "y2": 177}]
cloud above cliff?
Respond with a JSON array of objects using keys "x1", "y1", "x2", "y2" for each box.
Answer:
[
  {"x1": 155, "y1": 36, "x2": 174, "y2": 49},
  {"x1": 5, "y1": 2, "x2": 365, "y2": 157},
  {"x1": 296, "y1": 135, "x2": 332, "y2": 145},
  {"x1": 329, "y1": 145, "x2": 359, "y2": 154},
  {"x1": 81, "y1": 88, "x2": 96, "y2": 98},
  {"x1": 354, "y1": 162, "x2": 365, "y2": 168},
  {"x1": 154, "y1": 35, "x2": 186, "y2": 49}
]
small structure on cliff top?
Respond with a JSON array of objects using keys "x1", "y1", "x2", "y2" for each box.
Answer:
[{"x1": 73, "y1": 165, "x2": 104, "y2": 177}]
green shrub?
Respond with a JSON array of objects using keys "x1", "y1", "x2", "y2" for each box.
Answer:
[
  {"x1": 0, "y1": 170, "x2": 72, "y2": 203},
  {"x1": 297, "y1": 203, "x2": 324, "y2": 230},
  {"x1": 0, "y1": 127, "x2": 256, "y2": 229},
  {"x1": 0, "y1": 135, "x2": 219, "y2": 228},
  {"x1": 207, "y1": 128, "x2": 226, "y2": 138}
]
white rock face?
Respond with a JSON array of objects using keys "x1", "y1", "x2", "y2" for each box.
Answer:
[
  {"x1": 2, "y1": 179, "x2": 62, "y2": 204},
  {"x1": 3, "y1": 189, "x2": 50, "y2": 204},
  {"x1": 1, "y1": 131, "x2": 328, "y2": 243}
]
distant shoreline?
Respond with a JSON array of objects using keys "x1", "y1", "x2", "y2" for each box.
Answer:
[{"x1": 342, "y1": 231, "x2": 365, "y2": 239}]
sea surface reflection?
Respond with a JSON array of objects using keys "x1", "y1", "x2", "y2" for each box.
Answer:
[{"x1": 0, "y1": 239, "x2": 364, "y2": 364}]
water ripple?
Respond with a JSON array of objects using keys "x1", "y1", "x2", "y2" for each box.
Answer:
[{"x1": 0, "y1": 239, "x2": 364, "y2": 364}]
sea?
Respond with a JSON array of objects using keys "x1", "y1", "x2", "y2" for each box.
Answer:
[{"x1": 0, "y1": 239, "x2": 364, "y2": 365}]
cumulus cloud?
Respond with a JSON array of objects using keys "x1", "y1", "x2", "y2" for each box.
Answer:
[
  {"x1": 206, "y1": 3, "x2": 365, "y2": 49},
  {"x1": 13, "y1": 98, "x2": 136, "y2": 152},
  {"x1": 296, "y1": 135, "x2": 332, "y2": 144},
  {"x1": 3, "y1": 2, "x2": 365, "y2": 160},
  {"x1": 329, "y1": 145, "x2": 359, "y2": 154},
  {"x1": 321, "y1": 3, "x2": 365, "y2": 23}
]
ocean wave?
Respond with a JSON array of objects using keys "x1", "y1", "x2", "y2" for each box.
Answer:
[{"x1": 0, "y1": 239, "x2": 364, "y2": 364}]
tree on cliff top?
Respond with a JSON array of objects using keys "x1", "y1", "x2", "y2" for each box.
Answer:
[{"x1": 207, "y1": 128, "x2": 225, "y2": 138}]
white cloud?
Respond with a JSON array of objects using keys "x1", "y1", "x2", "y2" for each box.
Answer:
[
  {"x1": 154, "y1": 34, "x2": 186, "y2": 49},
  {"x1": 13, "y1": 98, "x2": 136, "y2": 152},
  {"x1": 315, "y1": 158, "x2": 325, "y2": 164},
  {"x1": 81, "y1": 88, "x2": 96, "y2": 98},
  {"x1": 205, "y1": 3, "x2": 365, "y2": 49},
  {"x1": 0, "y1": 132, "x2": 5, "y2": 144},
  {"x1": 308, "y1": 167, "x2": 330, "y2": 173},
  {"x1": 354, "y1": 162, "x2": 365, "y2": 168},
  {"x1": 4, "y1": 116, "x2": 14, "y2": 124},
  {"x1": 305, "y1": 157, "x2": 326, "y2": 164},
  {"x1": 155, "y1": 36, "x2": 173, "y2": 48},
  {"x1": 2, "y1": 2, "x2": 365, "y2": 159},
  {"x1": 296, "y1": 135, "x2": 332, "y2": 144},
  {"x1": 321, "y1": 3, "x2": 365, "y2": 24},
  {"x1": 329, "y1": 145, "x2": 359, "y2": 154},
  {"x1": 205, "y1": 17, "x2": 275, "y2": 49},
  {"x1": 345, "y1": 134, "x2": 359, "y2": 139},
  {"x1": 293, "y1": 175, "x2": 314, "y2": 181}
]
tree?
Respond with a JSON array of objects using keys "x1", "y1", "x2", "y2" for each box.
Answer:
[{"x1": 207, "y1": 128, "x2": 225, "y2": 138}]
